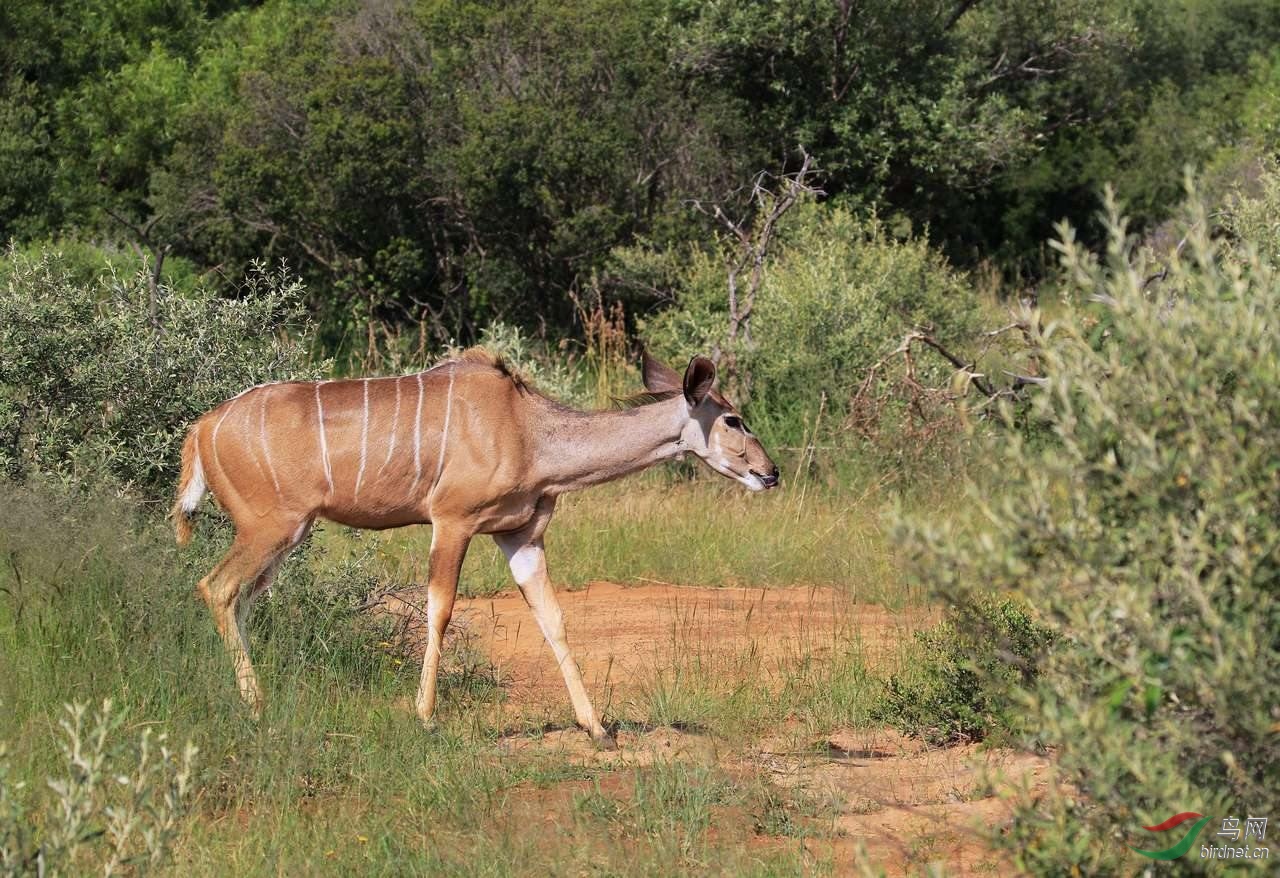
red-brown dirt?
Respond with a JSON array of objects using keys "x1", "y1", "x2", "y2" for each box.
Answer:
[
  {"x1": 454, "y1": 581, "x2": 921, "y2": 709},
  {"x1": 380, "y1": 582, "x2": 1046, "y2": 876}
]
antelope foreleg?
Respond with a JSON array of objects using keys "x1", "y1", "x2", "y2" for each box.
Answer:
[{"x1": 494, "y1": 533, "x2": 611, "y2": 746}]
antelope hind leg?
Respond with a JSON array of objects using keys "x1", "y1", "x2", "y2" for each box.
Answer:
[
  {"x1": 199, "y1": 525, "x2": 303, "y2": 715},
  {"x1": 415, "y1": 524, "x2": 471, "y2": 726}
]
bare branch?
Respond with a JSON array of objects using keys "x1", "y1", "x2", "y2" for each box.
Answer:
[
  {"x1": 1143, "y1": 229, "x2": 1193, "y2": 290},
  {"x1": 908, "y1": 330, "x2": 999, "y2": 399},
  {"x1": 1003, "y1": 370, "x2": 1049, "y2": 388},
  {"x1": 686, "y1": 149, "x2": 824, "y2": 401},
  {"x1": 103, "y1": 206, "x2": 171, "y2": 330}
]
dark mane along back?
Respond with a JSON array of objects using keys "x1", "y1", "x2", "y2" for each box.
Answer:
[{"x1": 453, "y1": 347, "x2": 532, "y2": 394}]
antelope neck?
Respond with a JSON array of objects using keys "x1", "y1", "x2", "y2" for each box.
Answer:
[{"x1": 532, "y1": 395, "x2": 689, "y2": 493}]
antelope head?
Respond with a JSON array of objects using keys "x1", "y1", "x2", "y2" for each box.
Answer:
[{"x1": 643, "y1": 352, "x2": 780, "y2": 492}]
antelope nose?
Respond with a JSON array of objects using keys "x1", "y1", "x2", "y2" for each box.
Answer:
[{"x1": 756, "y1": 467, "x2": 780, "y2": 488}]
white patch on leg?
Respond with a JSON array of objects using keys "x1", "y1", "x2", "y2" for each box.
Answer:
[{"x1": 504, "y1": 544, "x2": 541, "y2": 585}]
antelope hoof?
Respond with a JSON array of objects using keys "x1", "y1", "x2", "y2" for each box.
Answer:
[
  {"x1": 239, "y1": 686, "x2": 264, "y2": 719},
  {"x1": 590, "y1": 729, "x2": 618, "y2": 751}
]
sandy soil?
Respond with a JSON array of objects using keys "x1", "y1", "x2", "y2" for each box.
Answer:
[
  {"x1": 379, "y1": 582, "x2": 1046, "y2": 876},
  {"x1": 384, "y1": 581, "x2": 925, "y2": 708}
]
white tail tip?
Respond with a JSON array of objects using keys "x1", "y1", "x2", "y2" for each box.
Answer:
[{"x1": 180, "y1": 451, "x2": 207, "y2": 512}]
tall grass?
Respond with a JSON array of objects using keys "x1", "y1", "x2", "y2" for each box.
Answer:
[{"x1": 1, "y1": 476, "x2": 929, "y2": 875}]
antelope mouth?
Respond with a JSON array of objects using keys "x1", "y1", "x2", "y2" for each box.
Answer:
[{"x1": 750, "y1": 468, "x2": 780, "y2": 489}]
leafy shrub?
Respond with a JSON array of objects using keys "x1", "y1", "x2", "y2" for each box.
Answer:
[
  {"x1": 0, "y1": 248, "x2": 315, "y2": 503},
  {"x1": 902, "y1": 182, "x2": 1280, "y2": 873},
  {"x1": 1222, "y1": 157, "x2": 1280, "y2": 265},
  {"x1": 0, "y1": 238, "x2": 203, "y2": 296},
  {"x1": 0, "y1": 475, "x2": 417, "y2": 836},
  {"x1": 0, "y1": 700, "x2": 196, "y2": 876},
  {"x1": 247, "y1": 538, "x2": 398, "y2": 691},
  {"x1": 639, "y1": 203, "x2": 985, "y2": 450},
  {"x1": 874, "y1": 596, "x2": 1053, "y2": 746}
]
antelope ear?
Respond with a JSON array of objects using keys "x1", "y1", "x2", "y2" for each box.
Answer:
[
  {"x1": 642, "y1": 348, "x2": 683, "y2": 394},
  {"x1": 683, "y1": 356, "x2": 716, "y2": 407}
]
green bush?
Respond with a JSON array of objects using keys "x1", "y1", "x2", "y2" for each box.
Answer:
[
  {"x1": 0, "y1": 248, "x2": 315, "y2": 503},
  {"x1": 0, "y1": 478, "x2": 399, "y2": 722},
  {"x1": 874, "y1": 596, "x2": 1054, "y2": 746},
  {"x1": 639, "y1": 203, "x2": 985, "y2": 450},
  {"x1": 0, "y1": 477, "x2": 413, "y2": 814},
  {"x1": 902, "y1": 181, "x2": 1280, "y2": 873},
  {"x1": 1223, "y1": 157, "x2": 1280, "y2": 265},
  {"x1": 0, "y1": 238, "x2": 203, "y2": 296}
]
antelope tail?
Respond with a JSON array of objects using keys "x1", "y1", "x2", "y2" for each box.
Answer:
[{"x1": 172, "y1": 428, "x2": 207, "y2": 545}]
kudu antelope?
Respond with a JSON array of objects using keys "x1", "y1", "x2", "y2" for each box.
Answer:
[{"x1": 172, "y1": 350, "x2": 778, "y2": 745}]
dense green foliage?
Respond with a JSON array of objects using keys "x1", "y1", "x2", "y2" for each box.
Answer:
[
  {"x1": 4, "y1": 0, "x2": 1279, "y2": 349},
  {"x1": 642, "y1": 203, "x2": 984, "y2": 447},
  {"x1": 903, "y1": 176, "x2": 1280, "y2": 872},
  {"x1": 0, "y1": 248, "x2": 314, "y2": 502}
]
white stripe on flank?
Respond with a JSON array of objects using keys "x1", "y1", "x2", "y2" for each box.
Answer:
[
  {"x1": 408, "y1": 372, "x2": 425, "y2": 495},
  {"x1": 432, "y1": 366, "x2": 456, "y2": 489},
  {"x1": 242, "y1": 392, "x2": 274, "y2": 489},
  {"x1": 353, "y1": 378, "x2": 370, "y2": 501},
  {"x1": 315, "y1": 382, "x2": 334, "y2": 495},
  {"x1": 206, "y1": 382, "x2": 286, "y2": 497},
  {"x1": 378, "y1": 375, "x2": 402, "y2": 477},
  {"x1": 210, "y1": 399, "x2": 237, "y2": 482},
  {"x1": 259, "y1": 388, "x2": 283, "y2": 497}
]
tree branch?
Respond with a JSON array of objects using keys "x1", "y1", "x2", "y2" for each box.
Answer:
[{"x1": 686, "y1": 149, "x2": 823, "y2": 400}]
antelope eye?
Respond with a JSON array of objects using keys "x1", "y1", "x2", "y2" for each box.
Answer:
[{"x1": 723, "y1": 415, "x2": 743, "y2": 430}]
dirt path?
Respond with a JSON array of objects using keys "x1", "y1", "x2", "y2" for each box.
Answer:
[
  {"x1": 380, "y1": 582, "x2": 1045, "y2": 875},
  {"x1": 386, "y1": 580, "x2": 926, "y2": 709}
]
